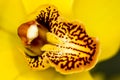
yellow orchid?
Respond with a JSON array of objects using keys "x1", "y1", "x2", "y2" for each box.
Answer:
[{"x1": 0, "y1": 0, "x2": 119, "y2": 80}]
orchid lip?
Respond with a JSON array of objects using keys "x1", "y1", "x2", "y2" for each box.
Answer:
[{"x1": 18, "y1": 5, "x2": 100, "y2": 74}]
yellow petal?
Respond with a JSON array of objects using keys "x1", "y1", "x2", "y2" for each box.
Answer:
[
  {"x1": 22, "y1": 0, "x2": 73, "y2": 19},
  {"x1": 16, "y1": 68, "x2": 55, "y2": 80},
  {"x1": 0, "y1": 30, "x2": 29, "y2": 80},
  {"x1": 73, "y1": 0, "x2": 120, "y2": 61},
  {"x1": 16, "y1": 69, "x2": 93, "y2": 80},
  {"x1": 65, "y1": 72, "x2": 93, "y2": 80},
  {"x1": 0, "y1": 0, "x2": 26, "y2": 34}
]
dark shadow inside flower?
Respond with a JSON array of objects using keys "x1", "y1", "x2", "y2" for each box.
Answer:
[{"x1": 91, "y1": 49, "x2": 120, "y2": 80}]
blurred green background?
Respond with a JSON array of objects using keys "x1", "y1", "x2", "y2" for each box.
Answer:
[{"x1": 91, "y1": 48, "x2": 120, "y2": 80}]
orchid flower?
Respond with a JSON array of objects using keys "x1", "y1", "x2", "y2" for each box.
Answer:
[{"x1": 0, "y1": 0, "x2": 119, "y2": 80}]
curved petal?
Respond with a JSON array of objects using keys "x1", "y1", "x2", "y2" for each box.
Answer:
[
  {"x1": 16, "y1": 70, "x2": 93, "y2": 80},
  {"x1": 72, "y1": 0, "x2": 120, "y2": 61},
  {"x1": 0, "y1": 0, "x2": 26, "y2": 34},
  {"x1": 65, "y1": 71, "x2": 93, "y2": 80},
  {"x1": 0, "y1": 29, "x2": 30, "y2": 80},
  {"x1": 22, "y1": 0, "x2": 74, "y2": 19}
]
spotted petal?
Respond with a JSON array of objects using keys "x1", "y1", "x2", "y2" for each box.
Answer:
[
  {"x1": 28, "y1": 5, "x2": 100, "y2": 74},
  {"x1": 43, "y1": 21, "x2": 99, "y2": 74}
]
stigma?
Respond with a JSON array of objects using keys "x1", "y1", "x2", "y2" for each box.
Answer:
[{"x1": 27, "y1": 24, "x2": 39, "y2": 44}]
